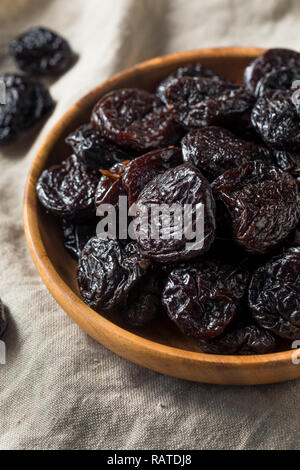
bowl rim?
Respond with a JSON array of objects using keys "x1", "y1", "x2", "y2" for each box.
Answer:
[{"x1": 23, "y1": 46, "x2": 298, "y2": 377}]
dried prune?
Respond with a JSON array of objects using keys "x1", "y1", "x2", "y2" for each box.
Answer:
[
  {"x1": 162, "y1": 260, "x2": 249, "y2": 339},
  {"x1": 244, "y1": 48, "x2": 300, "y2": 96},
  {"x1": 157, "y1": 62, "x2": 231, "y2": 102},
  {"x1": 186, "y1": 87, "x2": 254, "y2": 129},
  {"x1": 65, "y1": 124, "x2": 132, "y2": 170},
  {"x1": 10, "y1": 26, "x2": 76, "y2": 76},
  {"x1": 0, "y1": 300, "x2": 8, "y2": 338},
  {"x1": 212, "y1": 161, "x2": 300, "y2": 254},
  {"x1": 249, "y1": 247, "x2": 300, "y2": 339},
  {"x1": 182, "y1": 126, "x2": 271, "y2": 180},
  {"x1": 162, "y1": 76, "x2": 253, "y2": 128},
  {"x1": 251, "y1": 90, "x2": 300, "y2": 150},
  {"x1": 61, "y1": 217, "x2": 97, "y2": 259},
  {"x1": 91, "y1": 88, "x2": 182, "y2": 151},
  {"x1": 95, "y1": 162, "x2": 127, "y2": 208},
  {"x1": 122, "y1": 147, "x2": 182, "y2": 205},
  {"x1": 77, "y1": 238, "x2": 150, "y2": 310},
  {"x1": 272, "y1": 149, "x2": 300, "y2": 180},
  {"x1": 198, "y1": 324, "x2": 277, "y2": 355},
  {"x1": 0, "y1": 73, "x2": 54, "y2": 143},
  {"x1": 121, "y1": 269, "x2": 163, "y2": 327},
  {"x1": 36, "y1": 154, "x2": 100, "y2": 219},
  {"x1": 134, "y1": 163, "x2": 216, "y2": 263}
]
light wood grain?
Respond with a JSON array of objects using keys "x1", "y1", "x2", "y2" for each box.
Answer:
[{"x1": 23, "y1": 47, "x2": 300, "y2": 385}]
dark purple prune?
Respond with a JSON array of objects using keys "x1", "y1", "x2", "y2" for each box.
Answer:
[
  {"x1": 91, "y1": 88, "x2": 182, "y2": 152},
  {"x1": 121, "y1": 269, "x2": 163, "y2": 327},
  {"x1": 134, "y1": 163, "x2": 216, "y2": 263},
  {"x1": 122, "y1": 146, "x2": 182, "y2": 205},
  {"x1": 77, "y1": 238, "x2": 150, "y2": 310},
  {"x1": 36, "y1": 154, "x2": 100, "y2": 219},
  {"x1": 157, "y1": 63, "x2": 231, "y2": 102},
  {"x1": 212, "y1": 161, "x2": 300, "y2": 254},
  {"x1": 0, "y1": 73, "x2": 54, "y2": 143},
  {"x1": 0, "y1": 300, "x2": 8, "y2": 338},
  {"x1": 10, "y1": 26, "x2": 76, "y2": 76},
  {"x1": 162, "y1": 76, "x2": 253, "y2": 128},
  {"x1": 272, "y1": 149, "x2": 300, "y2": 180},
  {"x1": 186, "y1": 87, "x2": 255, "y2": 129},
  {"x1": 198, "y1": 324, "x2": 277, "y2": 355},
  {"x1": 95, "y1": 162, "x2": 128, "y2": 208},
  {"x1": 65, "y1": 124, "x2": 132, "y2": 170},
  {"x1": 255, "y1": 66, "x2": 300, "y2": 97},
  {"x1": 162, "y1": 260, "x2": 249, "y2": 339},
  {"x1": 182, "y1": 126, "x2": 271, "y2": 180},
  {"x1": 249, "y1": 247, "x2": 300, "y2": 340},
  {"x1": 251, "y1": 90, "x2": 300, "y2": 150},
  {"x1": 61, "y1": 218, "x2": 97, "y2": 260},
  {"x1": 244, "y1": 48, "x2": 300, "y2": 96}
]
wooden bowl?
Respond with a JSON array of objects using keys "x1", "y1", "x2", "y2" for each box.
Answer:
[{"x1": 23, "y1": 47, "x2": 300, "y2": 385}]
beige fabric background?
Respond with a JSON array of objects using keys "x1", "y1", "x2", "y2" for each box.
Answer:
[{"x1": 1, "y1": 0, "x2": 300, "y2": 450}]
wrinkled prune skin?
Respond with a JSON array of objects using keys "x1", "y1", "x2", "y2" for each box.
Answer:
[
  {"x1": 186, "y1": 87, "x2": 255, "y2": 129},
  {"x1": 255, "y1": 67, "x2": 300, "y2": 97},
  {"x1": 0, "y1": 74, "x2": 54, "y2": 143},
  {"x1": 10, "y1": 26, "x2": 76, "y2": 76},
  {"x1": 95, "y1": 162, "x2": 127, "y2": 208},
  {"x1": 0, "y1": 300, "x2": 8, "y2": 338},
  {"x1": 249, "y1": 247, "x2": 300, "y2": 339},
  {"x1": 244, "y1": 48, "x2": 300, "y2": 96},
  {"x1": 61, "y1": 218, "x2": 97, "y2": 260},
  {"x1": 251, "y1": 90, "x2": 300, "y2": 150},
  {"x1": 162, "y1": 76, "x2": 253, "y2": 128},
  {"x1": 65, "y1": 124, "x2": 132, "y2": 170},
  {"x1": 157, "y1": 63, "x2": 231, "y2": 102},
  {"x1": 162, "y1": 260, "x2": 249, "y2": 339},
  {"x1": 91, "y1": 88, "x2": 182, "y2": 151},
  {"x1": 36, "y1": 154, "x2": 100, "y2": 219},
  {"x1": 198, "y1": 324, "x2": 277, "y2": 355},
  {"x1": 212, "y1": 161, "x2": 300, "y2": 254},
  {"x1": 122, "y1": 147, "x2": 182, "y2": 205},
  {"x1": 272, "y1": 149, "x2": 300, "y2": 181},
  {"x1": 182, "y1": 126, "x2": 271, "y2": 180},
  {"x1": 134, "y1": 163, "x2": 216, "y2": 263},
  {"x1": 77, "y1": 238, "x2": 150, "y2": 310},
  {"x1": 122, "y1": 269, "x2": 163, "y2": 327}
]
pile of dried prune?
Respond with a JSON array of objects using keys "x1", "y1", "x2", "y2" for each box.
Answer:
[
  {"x1": 0, "y1": 27, "x2": 77, "y2": 145},
  {"x1": 37, "y1": 50, "x2": 300, "y2": 355}
]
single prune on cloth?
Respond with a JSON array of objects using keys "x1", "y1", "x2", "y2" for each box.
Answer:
[
  {"x1": 134, "y1": 163, "x2": 216, "y2": 263},
  {"x1": 251, "y1": 90, "x2": 300, "y2": 150},
  {"x1": 91, "y1": 88, "x2": 182, "y2": 152},
  {"x1": 212, "y1": 161, "x2": 300, "y2": 254},
  {"x1": 162, "y1": 76, "x2": 253, "y2": 128},
  {"x1": 157, "y1": 62, "x2": 231, "y2": 102},
  {"x1": 123, "y1": 147, "x2": 182, "y2": 205},
  {"x1": 61, "y1": 218, "x2": 97, "y2": 260},
  {"x1": 249, "y1": 247, "x2": 300, "y2": 340},
  {"x1": 0, "y1": 300, "x2": 8, "y2": 338},
  {"x1": 182, "y1": 126, "x2": 271, "y2": 180},
  {"x1": 65, "y1": 124, "x2": 132, "y2": 170},
  {"x1": 198, "y1": 324, "x2": 277, "y2": 355},
  {"x1": 0, "y1": 73, "x2": 54, "y2": 143},
  {"x1": 121, "y1": 268, "x2": 163, "y2": 327},
  {"x1": 162, "y1": 260, "x2": 249, "y2": 339},
  {"x1": 10, "y1": 26, "x2": 76, "y2": 76},
  {"x1": 36, "y1": 154, "x2": 100, "y2": 219},
  {"x1": 77, "y1": 238, "x2": 150, "y2": 310},
  {"x1": 244, "y1": 48, "x2": 300, "y2": 96}
]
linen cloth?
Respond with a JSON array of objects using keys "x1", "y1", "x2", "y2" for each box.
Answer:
[{"x1": 0, "y1": 0, "x2": 300, "y2": 450}]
